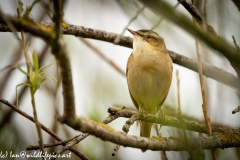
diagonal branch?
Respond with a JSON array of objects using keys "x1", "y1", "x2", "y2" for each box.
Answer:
[
  {"x1": 168, "y1": 50, "x2": 240, "y2": 90},
  {"x1": 51, "y1": 113, "x2": 119, "y2": 159},
  {"x1": 114, "y1": 5, "x2": 145, "y2": 44},
  {"x1": 80, "y1": 38, "x2": 125, "y2": 76},
  {"x1": 178, "y1": 0, "x2": 217, "y2": 35},
  {"x1": 0, "y1": 19, "x2": 239, "y2": 90},
  {"x1": 28, "y1": 113, "x2": 119, "y2": 160},
  {"x1": 232, "y1": 0, "x2": 240, "y2": 11},
  {"x1": 0, "y1": 98, "x2": 87, "y2": 159},
  {"x1": 0, "y1": 14, "x2": 53, "y2": 43},
  {"x1": 139, "y1": 0, "x2": 240, "y2": 79}
]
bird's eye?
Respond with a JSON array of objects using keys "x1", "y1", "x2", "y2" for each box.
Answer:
[{"x1": 146, "y1": 35, "x2": 151, "y2": 39}]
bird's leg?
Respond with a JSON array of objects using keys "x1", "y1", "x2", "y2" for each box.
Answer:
[{"x1": 156, "y1": 108, "x2": 165, "y2": 127}]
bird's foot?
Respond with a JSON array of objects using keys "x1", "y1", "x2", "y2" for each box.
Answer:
[{"x1": 156, "y1": 108, "x2": 166, "y2": 125}]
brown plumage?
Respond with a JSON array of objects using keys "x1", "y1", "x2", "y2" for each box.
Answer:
[{"x1": 126, "y1": 29, "x2": 172, "y2": 152}]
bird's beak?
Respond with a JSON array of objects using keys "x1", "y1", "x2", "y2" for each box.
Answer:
[{"x1": 127, "y1": 29, "x2": 139, "y2": 36}]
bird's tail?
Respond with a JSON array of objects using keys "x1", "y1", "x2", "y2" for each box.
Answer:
[{"x1": 140, "y1": 121, "x2": 152, "y2": 152}]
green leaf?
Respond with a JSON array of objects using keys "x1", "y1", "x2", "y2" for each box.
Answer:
[
  {"x1": 18, "y1": 0, "x2": 23, "y2": 15},
  {"x1": 48, "y1": 77, "x2": 58, "y2": 83},
  {"x1": 17, "y1": 51, "x2": 56, "y2": 96},
  {"x1": 39, "y1": 78, "x2": 47, "y2": 85},
  {"x1": 29, "y1": 70, "x2": 36, "y2": 86},
  {"x1": 25, "y1": 43, "x2": 30, "y2": 52},
  {"x1": 28, "y1": 0, "x2": 40, "y2": 13},
  {"x1": 32, "y1": 50, "x2": 39, "y2": 70},
  {"x1": 39, "y1": 60, "x2": 56, "y2": 72},
  {"x1": 16, "y1": 83, "x2": 30, "y2": 106},
  {"x1": 17, "y1": 66, "x2": 29, "y2": 76}
]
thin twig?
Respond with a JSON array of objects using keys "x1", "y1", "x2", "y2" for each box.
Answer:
[
  {"x1": 112, "y1": 144, "x2": 121, "y2": 156},
  {"x1": 0, "y1": 45, "x2": 48, "y2": 133},
  {"x1": 176, "y1": 70, "x2": 181, "y2": 116},
  {"x1": 154, "y1": 125, "x2": 168, "y2": 160},
  {"x1": 175, "y1": 70, "x2": 197, "y2": 159},
  {"x1": 150, "y1": 17, "x2": 164, "y2": 31},
  {"x1": 151, "y1": 2, "x2": 180, "y2": 30},
  {"x1": 80, "y1": 38, "x2": 125, "y2": 76},
  {"x1": 48, "y1": 63, "x2": 61, "y2": 154},
  {"x1": 232, "y1": 106, "x2": 240, "y2": 114},
  {"x1": 0, "y1": 97, "x2": 87, "y2": 160},
  {"x1": 114, "y1": 5, "x2": 145, "y2": 44},
  {"x1": 0, "y1": 35, "x2": 31, "y2": 97},
  {"x1": 195, "y1": 34, "x2": 212, "y2": 135},
  {"x1": 0, "y1": 10, "x2": 21, "y2": 42},
  {"x1": 203, "y1": 0, "x2": 207, "y2": 21},
  {"x1": 27, "y1": 134, "x2": 80, "y2": 150},
  {"x1": 232, "y1": 35, "x2": 240, "y2": 50},
  {"x1": 50, "y1": 112, "x2": 119, "y2": 160},
  {"x1": 195, "y1": 24, "x2": 215, "y2": 159},
  {"x1": 112, "y1": 111, "x2": 140, "y2": 156},
  {"x1": 17, "y1": 7, "x2": 45, "y2": 156},
  {"x1": 178, "y1": 0, "x2": 217, "y2": 35}
]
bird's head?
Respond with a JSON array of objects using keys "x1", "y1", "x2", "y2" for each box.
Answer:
[{"x1": 127, "y1": 29, "x2": 166, "y2": 51}]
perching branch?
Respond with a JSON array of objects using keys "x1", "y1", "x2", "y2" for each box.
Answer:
[
  {"x1": 1, "y1": 97, "x2": 240, "y2": 151},
  {"x1": 55, "y1": 107, "x2": 240, "y2": 151},
  {"x1": 108, "y1": 107, "x2": 239, "y2": 134}
]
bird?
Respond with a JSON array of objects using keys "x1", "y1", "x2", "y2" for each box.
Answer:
[{"x1": 126, "y1": 29, "x2": 172, "y2": 150}]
